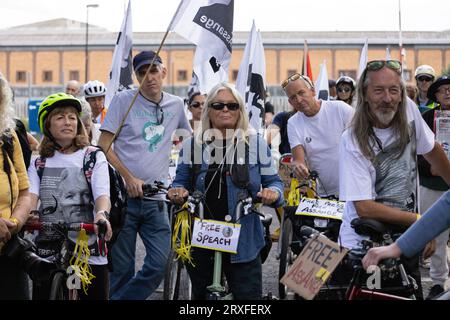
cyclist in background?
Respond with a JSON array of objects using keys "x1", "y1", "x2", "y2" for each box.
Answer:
[
  {"x1": 168, "y1": 82, "x2": 283, "y2": 300},
  {"x1": 84, "y1": 80, "x2": 108, "y2": 125},
  {"x1": 28, "y1": 93, "x2": 112, "y2": 300},
  {"x1": 414, "y1": 65, "x2": 437, "y2": 113},
  {"x1": 283, "y1": 73, "x2": 354, "y2": 198},
  {"x1": 336, "y1": 76, "x2": 356, "y2": 107}
]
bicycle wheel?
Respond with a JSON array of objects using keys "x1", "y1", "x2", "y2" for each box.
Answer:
[
  {"x1": 278, "y1": 215, "x2": 293, "y2": 300},
  {"x1": 49, "y1": 271, "x2": 69, "y2": 300},
  {"x1": 164, "y1": 251, "x2": 192, "y2": 300}
]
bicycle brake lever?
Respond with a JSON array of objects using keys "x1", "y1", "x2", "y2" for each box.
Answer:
[{"x1": 96, "y1": 220, "x2": 108, "y2": 257}]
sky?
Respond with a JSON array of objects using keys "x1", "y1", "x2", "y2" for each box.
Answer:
[{"x1": 1, "y1": 0, "x2": 450, "y2": 33}]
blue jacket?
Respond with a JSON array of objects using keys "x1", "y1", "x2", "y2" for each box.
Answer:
[{"x1": 172, "y1": 134, "x2": 284, "y2": 263}]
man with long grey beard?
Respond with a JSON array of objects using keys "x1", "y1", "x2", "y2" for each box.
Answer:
[{"x1": 337, "y1": 60, "x2": 450, "y2": 299}]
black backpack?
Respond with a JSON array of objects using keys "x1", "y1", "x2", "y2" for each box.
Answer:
[
  {"x1": 1, "y1": 119, "x2": 32, "y2": 170},
  {"x1": 35, "y1": 146, "x2": 128, "y2": 246}
]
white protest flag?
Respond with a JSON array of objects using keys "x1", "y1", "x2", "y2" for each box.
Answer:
[
  {"x1": 192, "y1": 46, "x2": 229, "y2": 94},
  {"x1": 236, "y1": 22, "x2": 266, "y2": 133},
  {"x1": 105, "y1": 0, "x2": 133, "y2": 108},
  {"x1": 386, "y1": 47, "x2": 391, "y2": 60},
  {"x1": 315, "y1": 60, "x2": 329, "y2": 101},
  {"x1": 170, "y1": 0, "x2": 233, "y2": 66},
  {"x1": 357, "y1": 38, "x2": 368, "y2": 79}
]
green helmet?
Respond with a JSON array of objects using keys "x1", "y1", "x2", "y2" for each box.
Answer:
[{"x1": 38, "y1": 92, "x2": 82, "y2": 133}]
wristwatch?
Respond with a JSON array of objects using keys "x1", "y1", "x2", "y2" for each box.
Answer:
[{"x1": 96, "y1": 210, "x2": 110, "y2": 220}]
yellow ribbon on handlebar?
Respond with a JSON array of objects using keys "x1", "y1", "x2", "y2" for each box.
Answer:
[
  {"x1": 70, "y1": 228, "x2": 95, "y2": 295},
  {"x1": 171, "y1": 203, "x2": 195, "y2": 267}
]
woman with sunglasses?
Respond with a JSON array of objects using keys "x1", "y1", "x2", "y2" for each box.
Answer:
[
  {"x1": 187, "y1": 92, "x2": 206, "y2": 134},
  {"x1": 168, "y1": 82, "x2": 284, "y2": 300},
  {"x1": 336, "y1": 76, "x2": 356, "y2": 106}
]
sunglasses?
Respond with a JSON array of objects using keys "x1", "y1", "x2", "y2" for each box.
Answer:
[
  {"x1": 281, "y1": 73, "x2": 314, "y2": 89},
  {"x1": 417, "y1": 76, "x2": 433, "y2": 82},
  {"x1": 209, "y1": 102, "x2": 240, "y2": 111},
  {"x1": 337, "y1": 87, "x2": 351, "y2": 93},
  {"x1": 366, "y1": 60, "x2": 402, "y2": 74},
  {"x1": 190, "y1": 101, "x2": 204, "y2": 109}
]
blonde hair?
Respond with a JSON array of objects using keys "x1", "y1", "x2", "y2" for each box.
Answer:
[
  {"x1": 0, "y1": 76, "x2": 18, "y2": 136},
  {"x1": 196, "y1": 82, "x2": 253, "y2": 144}
]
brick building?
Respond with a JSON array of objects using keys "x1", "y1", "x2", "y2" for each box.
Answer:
[{"x1": 1, "y1": 18, "x2": 450, "y2": 101}]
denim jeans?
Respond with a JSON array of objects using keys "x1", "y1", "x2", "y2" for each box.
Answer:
[{"x1": 109, "y1": 198, "x2": 170, "y2": 300}]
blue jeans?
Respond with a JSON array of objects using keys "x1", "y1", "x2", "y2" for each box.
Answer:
[{"x1": 109, "y1": 199, "x2": 170, "y2": 300}]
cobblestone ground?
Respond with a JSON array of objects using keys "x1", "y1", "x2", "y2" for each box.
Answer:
[{"x1": 136, "y1": 206, "x2": 450, "y2": 300}]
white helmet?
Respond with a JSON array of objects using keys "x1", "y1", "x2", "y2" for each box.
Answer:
[
  {"x1": 83, "y1": 80, "x2": 106, "y2": 98},
  {"x1": 414, "y1": 65, "x2": 436, "y2": 79},
  {"x1": 336, "y1": 76, "x2": 356, "y2": 90}
]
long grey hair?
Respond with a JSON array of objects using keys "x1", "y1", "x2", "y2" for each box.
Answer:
[
  {"x1": 351, "y1": 67, "x2": 410, "y2": 161},
  {"x1": 0, "y1": 75, "x2": 17, "y2": 136}
]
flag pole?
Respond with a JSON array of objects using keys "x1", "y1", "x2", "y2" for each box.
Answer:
[
  {"x1": 105, "y1": 0, "x2": 184, "y2": 154},
  {"x1": 398, "y1": 0, "x2": 404, "y2": 70}
]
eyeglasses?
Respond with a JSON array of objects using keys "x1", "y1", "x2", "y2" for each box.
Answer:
[
  {"x1": 337, "y1": 87, "x2": 351, "y2": 93},
  {"x1": 190, "y1": 101, "x2": 205, "y2": 109},
  {"x1": 281, "y1": 73, "x2": 314, "y2": 89},
  {"x1": 156, "y1": 105, "x2": 164, "y2": 125},
  {"x1": 209, "y1": 102, "x2": 240, "y2": 111},
  {"x1": 417, "y1": 76, "x2": 433, "y2": 82},
  {"x1": 366, "y1": 60, "x2": 402, "y2": 74},
  {"x1": 436, "y1": 87, "x2": 450, "y2": 95}
]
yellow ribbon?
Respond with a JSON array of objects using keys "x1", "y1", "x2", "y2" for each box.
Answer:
[
  {"x1": 70, "y1": 228, "x2": 96, "y2": 295},
  {"x1": 171, "y1": 204, "x2": 195, "y2": 266}
]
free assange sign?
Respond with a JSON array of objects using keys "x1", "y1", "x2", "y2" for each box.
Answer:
[{"x1": 296, "y1": 197, "x2": 345, "y2": 220}]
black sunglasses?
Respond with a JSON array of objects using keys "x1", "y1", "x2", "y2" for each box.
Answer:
[
  {"x1": 155, "y1": 105, "x2": 164, "y2": 125},
  {"x1": 417, "y1": 76, "x2": 433, "y2": 82},
  {"x1": 337, "y1": 87, "x2": 351, "y2": 93},
  {"x1": 209, "y1": 102, "x2": 240, "y2": 111},
  {"x1": 190, "y1": 101, "x2": 204, "y2": 109},
  {"x1": 366, "y1": 60, "x2": 402, "y2": 74}
]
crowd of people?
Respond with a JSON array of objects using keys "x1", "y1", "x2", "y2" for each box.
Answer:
[{"x1": 0, "y1": 51, "x2": 449, "y2": 301}]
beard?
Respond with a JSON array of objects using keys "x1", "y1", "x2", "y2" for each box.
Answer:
[{"x1": 373, "y1": 108, "x2": 396, "y2": 127}]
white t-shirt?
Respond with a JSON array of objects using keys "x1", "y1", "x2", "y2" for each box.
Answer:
[
  {"x1": 28, "y1": 148, "x2": 110, "y2": 265},
  {"x1": 287, "y1": 100, "x2": 354, "y2": 196},
  {"x1": 338, "y1": 99, "x2": 435, "y2": 249}
]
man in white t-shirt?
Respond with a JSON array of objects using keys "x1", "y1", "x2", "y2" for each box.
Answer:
[
  {"x1": 338, "y1": 60, "x2": 450, "y2": 299},
  {"x1": 282, "y1": 73, "x2": 354, "y2": 197}
]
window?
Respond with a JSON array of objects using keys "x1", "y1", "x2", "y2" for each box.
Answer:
[
  {"x1": 69, "y1": 70, "x2": 80, "y2": 81},
  {"x1": 16, "y1": 71, "x2": 27, "y2": 82},
  {"x1": 232, "y1": 70, "x2": 239, "y2": 81},
  {"x1": 177, "y1": 70, "x2": 187, "y2": 81},
  {"x1": 43, "y1": 70, "x2": 53, "y2": 82},
  {"x1": 338, "y1": 70, "x2": 357, "y2": 80},
  {"x1": 287, "y1": 69, "x2": 298, "y2": 78}
]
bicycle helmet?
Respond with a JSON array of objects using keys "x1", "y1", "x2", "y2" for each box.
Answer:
[
  {"x1": 414, "y1": 65, "x2": 435, "y2": 79},
  {"x1": 336, "y1": 76, "x2": 356, "y2": 90},
  {"x1": 38, "y1": 92, "x2": 82, "y2": 133},
  {"x1": 83, "y1": 80, "x2": 106, "y2": 98}
]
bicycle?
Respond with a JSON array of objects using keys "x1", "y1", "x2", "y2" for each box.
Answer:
[
  {"x1": 277, "y1": 165, "x2": 343, "y2": 299},
  {"x1": 296, "y1": 218, "x2": 419, "y2": 300},
  {"x1": 163, "y1": 191, "x2": 202, "y2": 300},
  {"x1": 24, "y1": 205, "x2": 107, "y2": 300}
]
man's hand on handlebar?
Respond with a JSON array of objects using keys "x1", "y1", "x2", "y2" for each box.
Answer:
[
  {"x1": 257, "y1": 188, "x2": 280, "y2": 205},
  {"x1": 168, "y1": 187, "x2": 189, "y2": 205},
  {"x1": 292, "y1": 161, "x2": 310, "y2": 180},
  {"x1": 125, "y1": 175, "x2": 145, "y2": 198}
]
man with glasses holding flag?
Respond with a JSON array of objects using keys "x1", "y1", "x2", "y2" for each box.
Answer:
[
  {"x1": 99, "y1": 50, "x2": 191, "y2": 300},
  {"x1": 338, "y1": 60, "x2": 450, "y2": 299},
  {"x1": 282, "y1": 73, "x2": 354, "y2": 199}
]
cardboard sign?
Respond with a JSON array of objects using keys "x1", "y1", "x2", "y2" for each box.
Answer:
[
  {"x1": 191, "y1": 218, "x2": 241, "y2": 253},
  {"x1": 280, "y1": 234, "x2": 348, "y2": 300},
  {"x1": 435, "y1": 110, "x2": 450, "y2": 161},
  {"x1": 296, "y1": 197, "x2": 345, "y2": 220}
]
